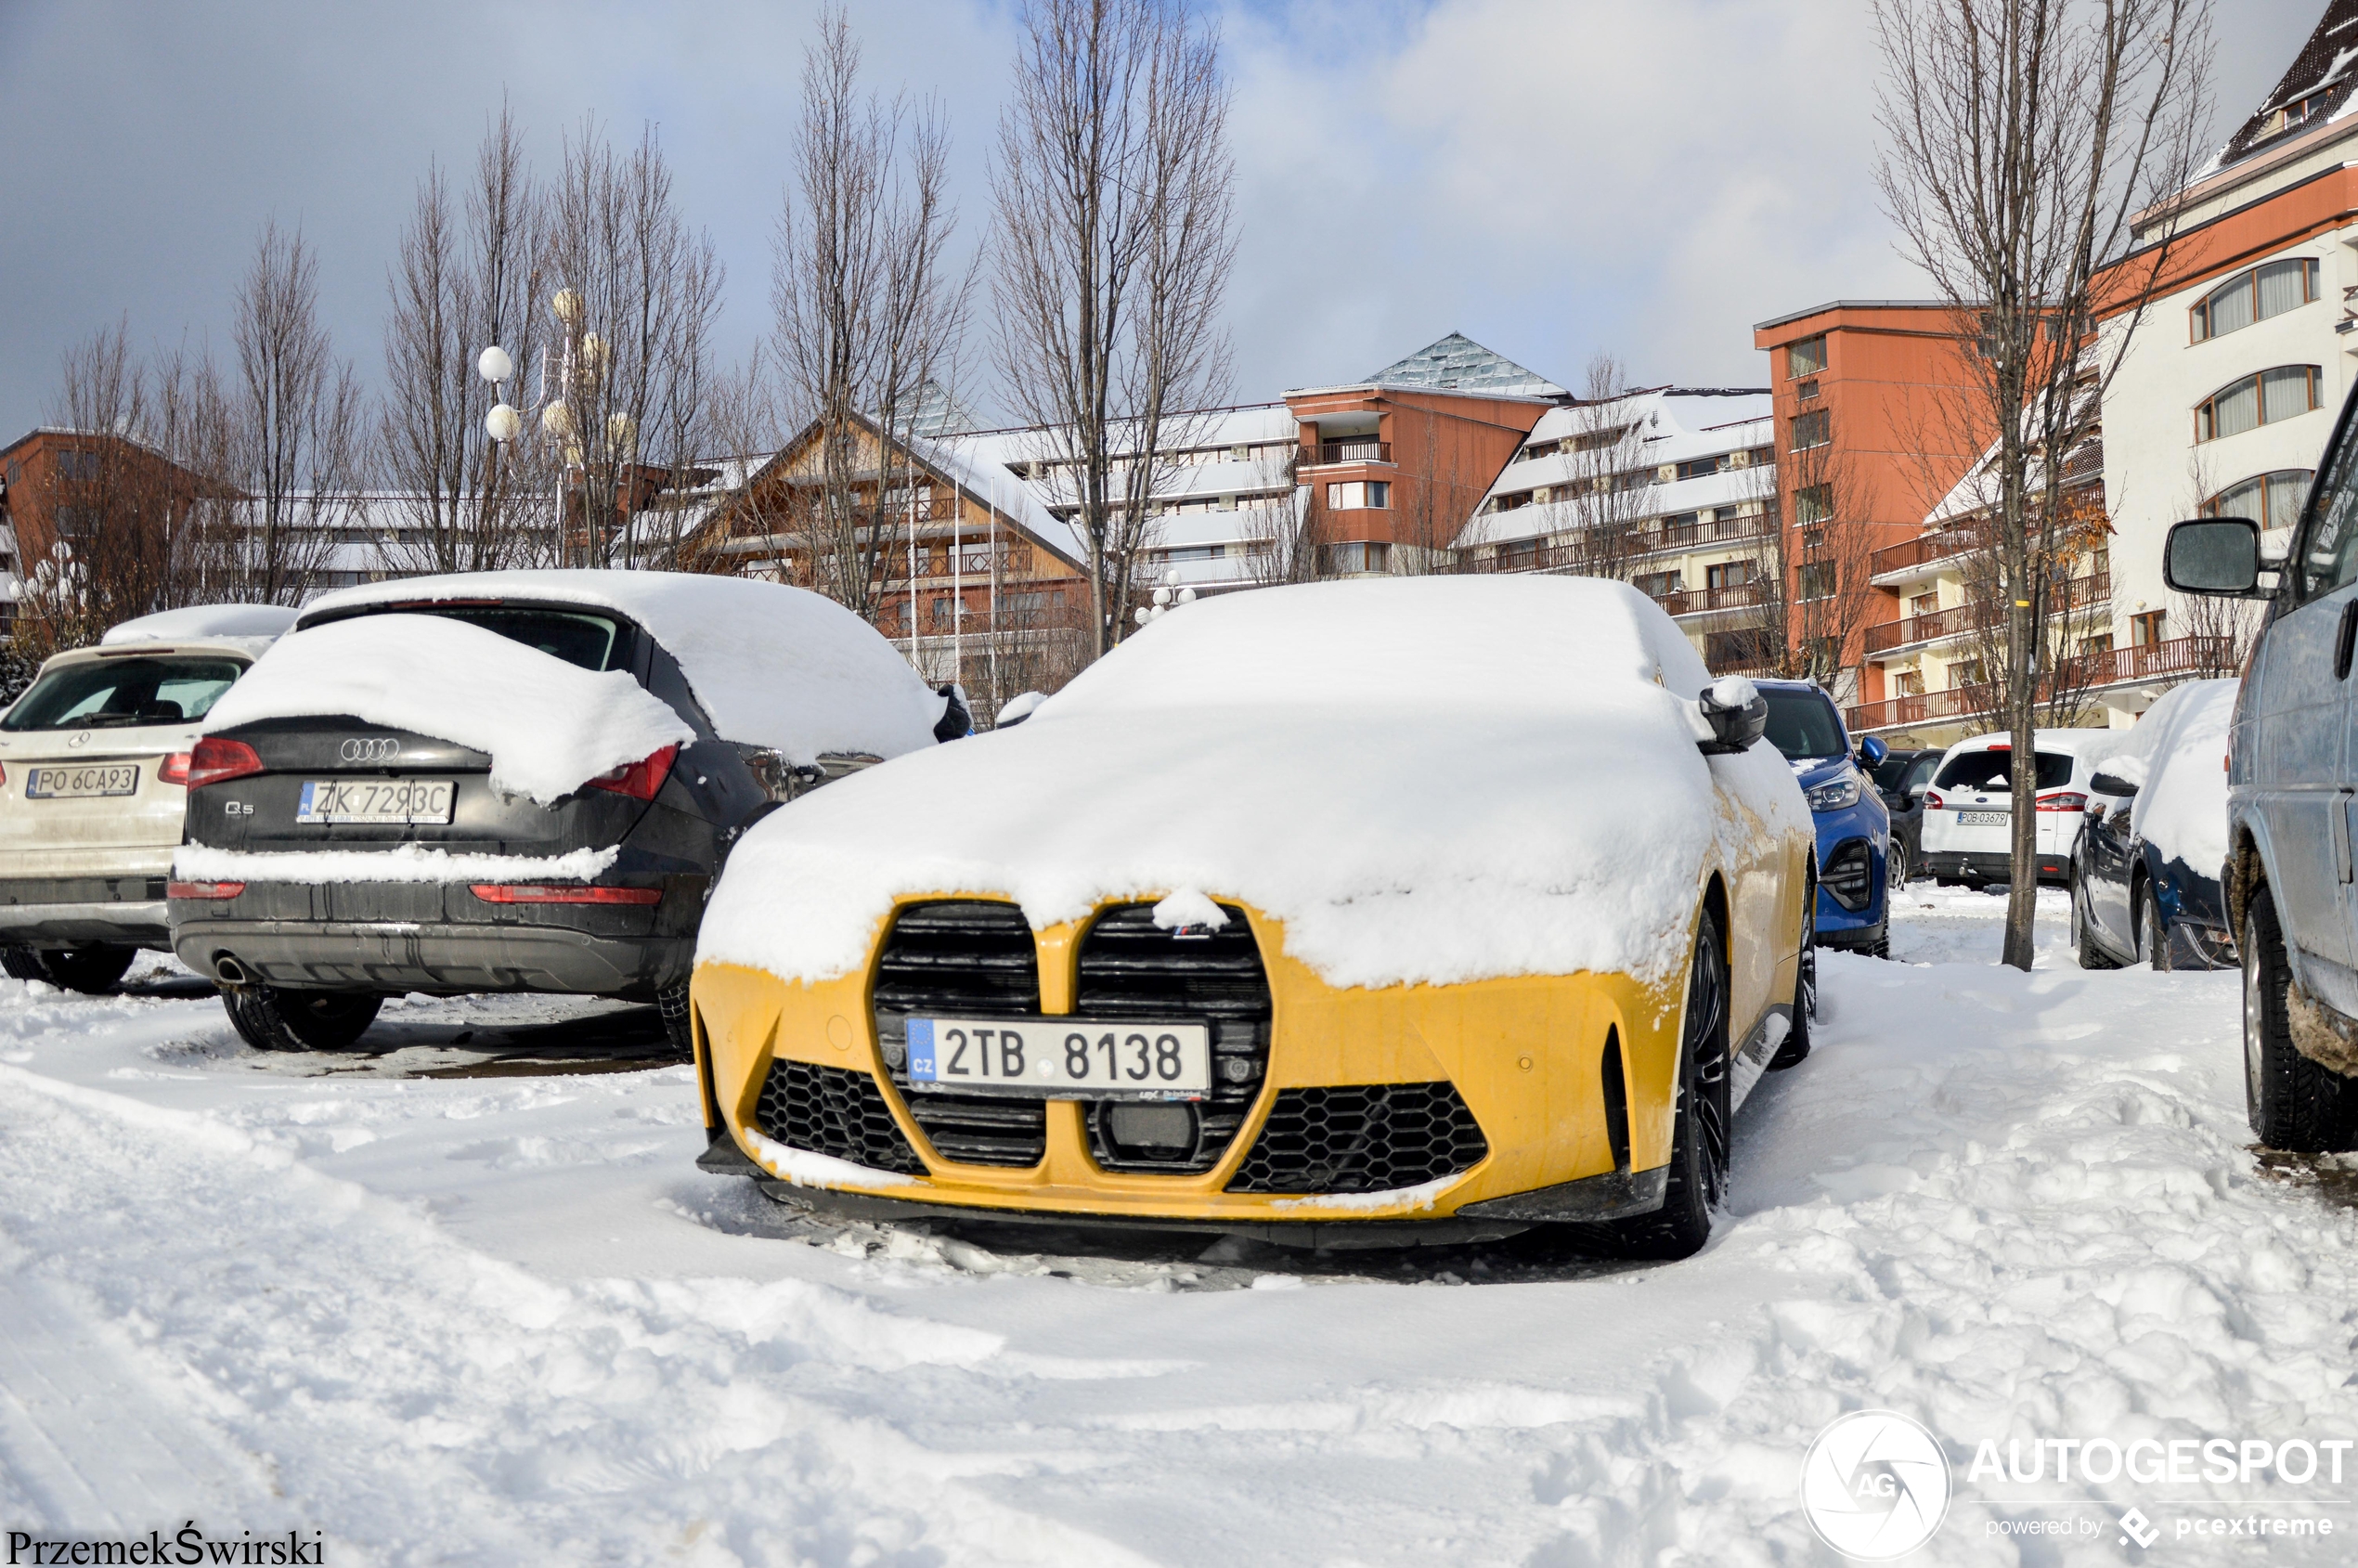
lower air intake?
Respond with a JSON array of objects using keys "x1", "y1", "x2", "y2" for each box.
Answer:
[
  {"x1": 1226, "y1": 1082, "x2": 1489, "y2": 1194},
  {"x1": 755, "y1": 1058, "x2": 927, "y2": 1176}
]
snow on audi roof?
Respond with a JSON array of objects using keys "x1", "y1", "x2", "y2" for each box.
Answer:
[
  {"x1": 299, "y1": 570, "x2": 942, "y2": 765},
  {"x1": 698, "y1": 575, "x2": 1808, "y2": 995}
]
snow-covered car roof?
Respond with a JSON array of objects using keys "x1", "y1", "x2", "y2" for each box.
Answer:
[
  {"x1": 299, "y1": 570, "x2": 942, "y2": 764},
  {"x1": 2111, "y1": 679, "x2": 2235, "y2": 874},
  {"x1": 96, "y1": 603, "x2": 299, "y2": 660},
  {"x1": 700, "y1": 576, "x2": 1808, "y2": 994}
]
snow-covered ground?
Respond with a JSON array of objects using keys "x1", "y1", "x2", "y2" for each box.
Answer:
[{"x1": 3, "y1": 886, "x2": 2354, "y2": 1564}]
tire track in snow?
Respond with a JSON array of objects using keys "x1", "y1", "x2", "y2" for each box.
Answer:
[{"x1": 0, "y1": 1065, "x2": 1157, "y2": 1567}]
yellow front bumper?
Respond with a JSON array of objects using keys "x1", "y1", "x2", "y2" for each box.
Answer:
[{"x1": 692, "y1": 901, "x2": 1686, "y2": 1225}]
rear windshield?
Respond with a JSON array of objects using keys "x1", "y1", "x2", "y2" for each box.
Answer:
[
  {"x1": 1762, "y1": 688, "x2": 1846, "y2": 761},
  {"x1": 2, "y1": 655, "x2": 246, "y2": 731},
  {"x1": 364, "y1": 605, "x2": 622, "y2": 671},
  {"x1": 1934, "y1": 749, "x2": 2074, "y2": 792},
  {"x1": 1873, "y1": 752, "x2": 1941, "y2": 792}
]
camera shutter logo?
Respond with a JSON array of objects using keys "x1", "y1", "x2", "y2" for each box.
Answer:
[{"x1": 1801, "y1": 1409, "x2": 1951, "y2": 1560}]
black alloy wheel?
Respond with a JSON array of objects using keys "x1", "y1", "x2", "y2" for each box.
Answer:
[
  {"x1": 1887, "y1": 840, "x2": 1911, "y2": 892},
  {"x1": 1609, "y1": 907, "x2": 1731, "y2": 1260},
  {"x1": 2140, "y1": 888, "x2": 2171, "y2": 973},
  {"x1": 224, "y1": 986, "x2": 384, "y2": 1053},
  {"x1": 36, "y1": 945, "x2": 136, "y2": 994},
  {"x1": 2242, "y1": 885, "x2": 2357, "y2": 1152},
  {"x1": 2071, "y1": 875, "x2": 2118, "y2": 971}
]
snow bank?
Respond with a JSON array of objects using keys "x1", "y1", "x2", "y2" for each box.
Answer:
[
  {"x1": 2124, "y1": 679, "x2": 2236, "y2": 875},
  {"x1": 702, "y1": 577, "x2": 1808, "y2": 992},
  {"x1": 174, "y1": 843, "x2": 619, "y2": 885},
  {"x1": 102, "y1": 603, "x2": 301, "y2": 646},
  {"x1": 201, "y1": 615, "x2": 692, "y2": 804},
  {"x1": 301, "y1": 570, "x2": 941, "y2": 764}
]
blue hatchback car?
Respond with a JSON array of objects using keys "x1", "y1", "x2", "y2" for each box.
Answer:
[{"x1": 1755, "y1": 679, "x2": 1892, "y2": 956}]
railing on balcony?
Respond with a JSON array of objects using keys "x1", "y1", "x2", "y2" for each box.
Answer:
[
  {"x1": 1657, "y1": 580, "x2": 1768, "y2": 616},
  {"x1": 1461, "y1": 513, "x2": 1773, "y2": 576},
  {"x1": 1303, "y1": 440, "x2": 1392, "y2": 467},
  {"x1": 1637, "y1": 511, "x2": 1775, "y2": 552},
  {"x1": 1862, "y1": 571, "x2": 2109, "y2": 654},
  {"x1": 1869, "y1": 525, "x2": 1991, "y2": 580},
  {"x1": 1846, "y1": 636, "x2": 2232, "y2": 731}
]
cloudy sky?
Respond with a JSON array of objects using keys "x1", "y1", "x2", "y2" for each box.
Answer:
[{"x1": 0, "y1": 0, "x2": 2323, "y2": 440}]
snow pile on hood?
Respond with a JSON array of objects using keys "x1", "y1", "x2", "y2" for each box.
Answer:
[
  {"x1": 701, "y1": 577, "x2": 1807, "y2": 992},
  {"x1": 2124, "y1": 679, "x2": 2236, "y2": 875},
  {"x1": 101, "y1": 603, "x2": 299, "y2": 655},
  {"x1": 301, "y1": 570, "x2": 940, "y2": 763},
  {"x1": 202, "y1": 615, "x2": 693, "y2": 804}
]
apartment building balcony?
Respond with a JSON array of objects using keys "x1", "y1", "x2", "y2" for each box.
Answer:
[
  {"x1": 1631, "y1": 510, "x2": 1775, "y2": 555},
  {"x1": 1299, "y1": 440, "x2": 1393, "y2": 469},
  {"x1": 1862, "y1": 571, "x2": 2109, "y2": 654},
  {"x1": 1460, "y1": 512, "x2": 1774, "y2": 576},
  {"x1": 1845, "y1": 635, "x2": 2229, "y2": 733},
  {"x1": 1656, "y1": 580, "x2": 1768, "y2": 618},
  {"x1": 1869, "y1": 525, "x2": 1990, "y2": 587}
]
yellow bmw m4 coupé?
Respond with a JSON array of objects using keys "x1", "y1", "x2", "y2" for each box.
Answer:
[{"x1": 689, "y1": 577, "x2": 1818, "y2": 1257}]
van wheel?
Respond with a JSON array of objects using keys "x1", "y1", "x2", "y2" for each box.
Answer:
[
  {"x1": 37, "y1": 945, "x2": 136, "y2": 993},
  {"x1": 2243, "y1": 885, "x2": 2357, "y2": 1152},
  {"x1": 1609, "y1": 908, "x2": 1730, "y2": 1259},
  {"x1": 225, "y1": 986, "x2": 383, "y2": 1053},
  {"x1": 2139, "y1": 888, "x2": 2171, "y2": 973},
  {"x1": 2072, "y1": 878, "x2": 2118, "y2": 971},
  {"x1": 1, "y1": 945, "x2": 49, "y2": 982}
]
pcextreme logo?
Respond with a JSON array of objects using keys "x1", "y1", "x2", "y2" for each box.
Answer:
[{"x1": 1801, "y1": 1409, "x2": 1954, "y2": 1561}]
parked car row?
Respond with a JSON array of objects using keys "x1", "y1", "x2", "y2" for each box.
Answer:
[{"x1": 6, "y1": 574, "x2": 1823, "y2": 1256}]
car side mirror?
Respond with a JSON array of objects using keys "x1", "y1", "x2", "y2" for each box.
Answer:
[
  {"x1": 2088, "y1": 771, "x2": 2141, "y2": 797},
  {"x1": 994, "y1": 690, "x2": 1047, "y2": 729},
  {"x1": 1856, "y1": 734, "x2": 1888, "y2": 767},
  {"x1": 1696, "y1": 683, "x2": 1767, "y2": 756},
  {"x1": 2164, "y1": 516, "x2": 2264, "y2": 597}
]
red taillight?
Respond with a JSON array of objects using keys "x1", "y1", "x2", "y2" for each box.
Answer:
[
  {"x1": 586, "y1": 744, "x2": 678, "y2": 802},
  {"x1": 167, "y1": 879, "x2": 246, "y2": 900},
  {"x1": 469, "y1": 883, "x2": 664, "y2": 905},
  {"x1": 187, "y1": 736, "x2": 265, "y2": 789},
  {"x1": 158, "y1": 752, "x2": 192, "y2": 785},
  {"x1": 2037, "y1": 792, "x2": 2087, "y2": 813},
  {"x1": 1924, "y1": 789, "x2": 1944, "y2": 809}
]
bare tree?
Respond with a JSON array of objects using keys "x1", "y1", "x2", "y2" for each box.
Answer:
[
  {"x1": 544, "y1": 120, "x2": 725, "y2": 569},
  {"x1": 380, "y1": 106, "x2": 555, "y2": 576},
  {"x1": 1769, "y1": 430, "x2": 1885, "y2": 693},
  {"x1": 1250, "y1": 453, "x2": 1330, "y2": 586},
  {"x1": 180, "y1": 221, "x2": 365, "y2": 605},
  {"x1": 767, "y1": 8, "x2": 975, "y2": 624},
  {"x1": 991, "y1": 0, "x2": 1237, "y2": 657},
  {"x1": 1875, "y1": 0, "x2": 2212, "y2": 970},
  {"x1": 1554, "y1": 356, "x2": 1659, "y2": 580}
]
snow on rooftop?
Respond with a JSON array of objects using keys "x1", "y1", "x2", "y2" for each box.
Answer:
[{"x1": 700, "y1": 575, "x2": 1807, "y2": 996}]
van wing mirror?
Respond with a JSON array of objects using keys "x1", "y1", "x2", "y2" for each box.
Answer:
[
  {"x1": 2164, "y1": 517, "x2": 2264, "y2": 597},
  {"x1": 1697, "y1": 683, "x2": 1768, "y2": 756},
  {"x1": 1856, "y1": 734, "x2": 1888, "y2": 767}
]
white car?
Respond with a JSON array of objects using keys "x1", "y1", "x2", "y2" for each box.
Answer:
[
  {"x1": 1917, "y1": 728, "x2": 2127, "y2": 888},
  {"x1": 0, "y1": 604, "x2": 295, "y2": 991}
]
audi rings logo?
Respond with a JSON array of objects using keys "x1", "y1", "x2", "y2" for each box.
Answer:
[
  {"x1": 1801, "y1": 1409, "x2": 1952, "y2": 1560},
  {"x1": 339, "y1": 737, "x2": 401, "y2": 763}
]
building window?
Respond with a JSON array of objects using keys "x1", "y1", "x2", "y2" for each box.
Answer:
[
  {"x1": 1787, "y1": 336, "x2": 1827, "y2": 379},
  {"x1": 1795, "y1": 379, "x2": 1820, "y2": 402},
  {"x1": 53, "y1": 505, "x2": 92, "y2": 540},
  {"x1": 1790, "y1": 410, "x2": 1830, "y2": 451},
  {"x1": 2131, "y1": 610, "x2": 2167, "y2": 646},
  {"x1": 1705, "y1": 559, "x2": 1755, "y2": 590},
  {"x1": 2203, "y1": 469, "x2": 2313, "y2": 532},
  {"x1": 1635, "y1": 569, "x2": 1682, "y2": 598},
  {"x1": 1909, "y1": 590, "x2": 1939, "y2": 617},
  {"x1": 56, "y1": 450, "x2": 99, "y2": 481},
  {"x1": 1798, "y1": 563, "x2": 1838, "y2": 601},
  {"x1": 1893, "y1": 670, "x2": 1925, "y2": 697},
  {"x1": 1704, "y1": 628, "x2": 1777, "y2": 669},
  {"x1": 1324, "y1": 540, "x2": 1391, "y2": 575},
  {"x1": 1676, "y1": 456, "x2": 1723, "y2": 481},
  {"x1": 2196, "y1": 367, "x2": 2320, "y2": 441},
  {"x1": 1794, "y1": 484, "x2": 1833, "y2": 526},
  {"x1": 1950, "y1": 659, "x2": 1987, "y2": 688},
  {"x1": 1326, "y1": 480, "x2": 1390, "y2": 510},
  {"x1": 2192, "y1": 258, "x2": 2319, "y2": 342}
]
